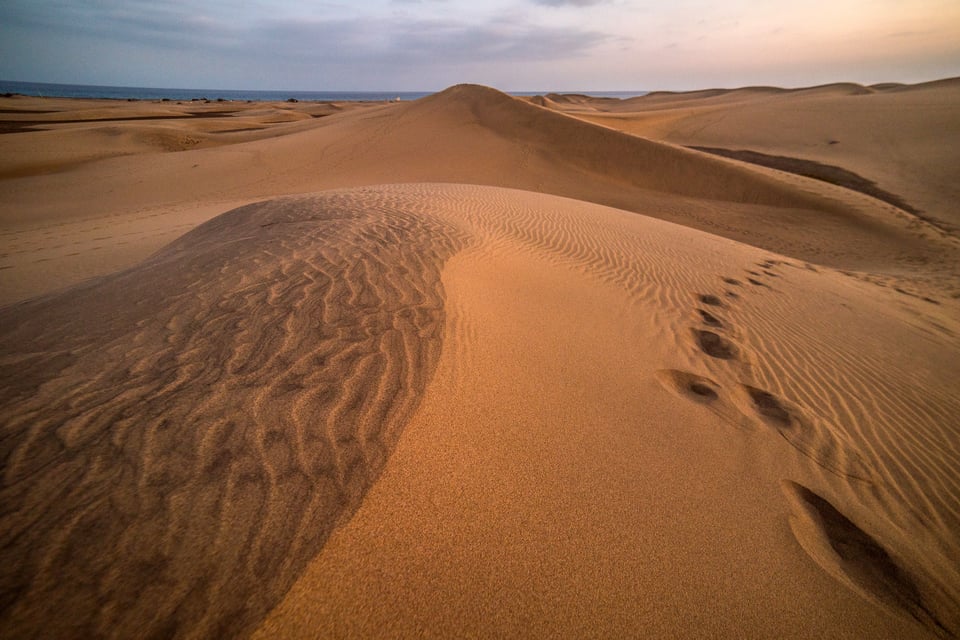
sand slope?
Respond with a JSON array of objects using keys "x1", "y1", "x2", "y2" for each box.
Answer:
[
  {"x1": 2, "y1": 83, "x2": 960, "y2": 638},
  {"x1": 0, "y1": 187, "x2": 465, "y2": 637},
  {"x1": 2, "y1": 183, "x2": 959, "y2": 638},
  {"x1": 3, "y1": 85, "x2": 955, "y2": 305},
  {"x1": 255, "y1": 185, "x2": 959, "y2": 639},
  {"x1": 555, "y1": 79, "x2": 960, "y2": 236}
]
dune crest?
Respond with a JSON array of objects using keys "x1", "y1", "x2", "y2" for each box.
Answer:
[
  {"x1": 552, "y1": 77, "x2": 960, "y2": 240},
  {"x1": 242, "y1": 184, "x2": 958, "y2": 639},
  {"x1": 4, "y1": 183, "x2": 957, "y2": 637},
  {"x1": 421, "y1": 84, "x2": 845, "y2": 209},
  {"x1": 5, "y1": 82, "x2": 955, "y2": 305}
]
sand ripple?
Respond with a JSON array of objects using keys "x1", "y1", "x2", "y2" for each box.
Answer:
[
  {"x1": 2, "y1": 181, "x2": 958, "y2": 637},
  {"x1": 0, "y1": 189, "x2": 464, "y2": 638}
]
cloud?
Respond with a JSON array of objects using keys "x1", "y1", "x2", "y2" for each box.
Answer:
[
  {"x1": 1, "y1": 1, "x2": 608, "y2": 60},
  {"x1": 886, "y1": 30, "x2": 934, "y2": 39},
  {"x1": 3, "y1": 1, "x2": 611, "y2": 54},
  {"x1": 0, "y1": 1, "x2": 612, "y2": 88},
  {"x1": 0, "y1": 0, "x2": 239, "y2": 48},
  {"x1": 248, "y1": 17, "x2": 609, "y2": 65},
  {"x1": 532, "y1": 0, "x2": 608, "y2": 6}
]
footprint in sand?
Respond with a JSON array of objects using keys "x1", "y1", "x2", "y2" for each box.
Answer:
[
  {"x1": 688, "y1": 288, "x2": 741, "y2": 359},
  {"x1": 655, "y1": 369, "x2": 755, "y2": 431},
  {"x1": 720, "y1": 277, "x2": 743, "y2": 298},
  {"x1": 697, "y1": 308, "x2": 723, "y2": 328},
  {"x1": 740, "y1": 384, "x2": 871, "y2": 481},
  {"x1": 655, "y1": 369, "x2": 720, "y2": 404},
  {"x1": 657, "y1": 364, "x2": 873, "y2": 478},
  {"x1": 694, "y1": 329, "x2": 737, "y2": 360},
  {"x1": 698, "y1": 293, "x2": 725, "y2": 307},
  {"x1": 743, "y1": 386, "x2": 791, "y2": 426},
  {"x1": 683, "y1": 285, "x2": 870, "y2": 482},
  {"x1": 675, "y1": 276, "x2": 944, "y2": 632},
  {"x1": 782, "y1": 481, "x2": 950, "y2": 637}
]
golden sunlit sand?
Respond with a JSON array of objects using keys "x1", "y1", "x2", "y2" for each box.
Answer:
[{"x1": 1, "y1": 82, "x2": 959, "y2": 638}]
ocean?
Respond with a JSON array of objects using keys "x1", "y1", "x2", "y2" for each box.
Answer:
[{"x1": 0, "y1": 79, "x2": 646, "y2": 102}]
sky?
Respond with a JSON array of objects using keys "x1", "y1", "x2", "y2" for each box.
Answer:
[{"x1": 1, "y1": 0, "x2": 959, "y2": 91}]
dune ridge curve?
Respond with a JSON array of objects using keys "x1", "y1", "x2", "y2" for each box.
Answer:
[{"x1": 0, "y1": 188, "x2": 465, "y2": 638}]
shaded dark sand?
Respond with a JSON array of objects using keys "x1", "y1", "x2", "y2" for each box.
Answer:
[
  {"x1": 783, "y1": 482, "x2": 951, "y2": 636},
  {"x1": 689, "y1": 146, "x2": 924, "y2": 220},
  {"x1": 0, "y1": 191, "x2": 464, "y2": 638},
  {"x1": 0, "y1": 112, "x2": 239, "y2": 134},
  {"x1": 0, "y1": 111, "x2": 338, "y2": 135},
  {"x1": 543, "y1": 79, "x2": 960, "y2": 241}
]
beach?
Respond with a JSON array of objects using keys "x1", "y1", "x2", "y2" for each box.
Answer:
[{"x1": 1, "y1": 80, "x2": 959, "y2": 638}]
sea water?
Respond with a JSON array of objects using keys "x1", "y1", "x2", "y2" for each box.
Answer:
[{"x1": 0, "y1": 79, "x2": 645, "y2": 102}]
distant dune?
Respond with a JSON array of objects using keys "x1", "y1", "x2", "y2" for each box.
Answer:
[
  {"x1": 552, "y1": 77, "x2": 960, "y2": 240},
  {"x1": 1, "y1": 82, "x2": 959, "y2": 638},
  {"x1": 2, "y1": 83, "x2": 956, "y2": 304}
]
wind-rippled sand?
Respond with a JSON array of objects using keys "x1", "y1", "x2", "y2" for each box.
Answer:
[{"x1": 1, "y1": 83, "x2": 959, "y2": 638}]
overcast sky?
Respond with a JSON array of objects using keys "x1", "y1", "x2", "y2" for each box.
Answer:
[{"x1": 2, "y1": 0, "x2": 958, "y2": 91}]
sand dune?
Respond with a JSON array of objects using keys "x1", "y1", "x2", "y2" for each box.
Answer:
[
  {"x1": 2, "y1": 85, "x2": 955, "y2": 305},
  {"x1": 2, "y1": 83, "x2": 960, "y2": 638},
  {"x1": 555, "y1": 78, "x2": 960, "y2": 236},
  {"x1": 0, "y1": 187, "x2": 466, "y2": 637},
  {"x1": 0, "y1": 97, "x2": 371, "y2": 179}
]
